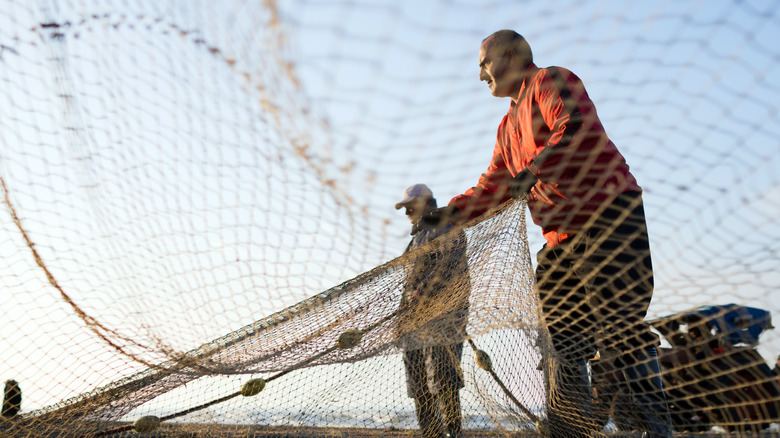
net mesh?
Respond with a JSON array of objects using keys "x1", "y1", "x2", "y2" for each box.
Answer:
[{"x1": 1, "y1": 1, "x2": 779, "y2": 437}]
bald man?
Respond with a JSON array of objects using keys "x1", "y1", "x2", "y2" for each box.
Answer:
[{"x1": 422, "y1": 30, "x2": 671, "y2": 438}]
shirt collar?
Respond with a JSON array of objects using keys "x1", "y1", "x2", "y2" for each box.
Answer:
[{"x1": 509, "y1": 62, "x2": 538, "y2": 111}]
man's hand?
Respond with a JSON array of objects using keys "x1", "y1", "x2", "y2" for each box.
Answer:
[
  {"x1": 509, "y1": 168, "x2": 538, "y2": 199},
  {"x1": 419, "y1": 205, "x2": 460, "y2": 229}
]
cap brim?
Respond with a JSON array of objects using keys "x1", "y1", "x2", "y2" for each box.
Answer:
[{"x1": 395, "y1": 196, "x2": 417, "y2": 210}]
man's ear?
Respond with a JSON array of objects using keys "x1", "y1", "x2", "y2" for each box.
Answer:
[{"x1": 505, "y1": 48, "x2": 526, "y2": 68}]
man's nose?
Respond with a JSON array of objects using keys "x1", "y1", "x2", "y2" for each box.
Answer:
[{"x1": 479, "y1": 68, "x2": 489, "y2": 81}]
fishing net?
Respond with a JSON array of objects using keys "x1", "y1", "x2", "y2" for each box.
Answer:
[{"x1": 1, "y1": 1, "x2": 778, "y2": 437}]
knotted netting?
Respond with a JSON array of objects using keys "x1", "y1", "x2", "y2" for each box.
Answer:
[
  {"x1": 1, "y1": 0, "x2": 779, "y2": 437},
  {"x1": 4, "y1": 197, "x2": 543, "y2": 437}
]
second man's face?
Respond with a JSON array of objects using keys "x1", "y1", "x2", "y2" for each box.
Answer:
[{"x1": 404, "y1": 197, "x2": 429, "y2": 224}]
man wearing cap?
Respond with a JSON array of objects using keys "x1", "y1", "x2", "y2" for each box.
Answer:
[{"x1": 395, "y1": 184, "x2": 469, "y2": 438}]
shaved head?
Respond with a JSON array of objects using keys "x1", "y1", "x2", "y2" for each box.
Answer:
[{"x1": 483, "y1": 30, "x2": 533, "y2": 69}]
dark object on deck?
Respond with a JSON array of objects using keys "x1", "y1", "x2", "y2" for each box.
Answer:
[
  {"x1": 592, "y1": 304, "x2": 780, "y2": 434},
  {"x1": 2, "y1": 379, "x2": 21, "y2": 418}
]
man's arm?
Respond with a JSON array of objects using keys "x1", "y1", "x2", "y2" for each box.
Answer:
[
  {"x1": 448, "y1": 68, "x2": 589, "y2": 215},
  {"x1": 459, "y1": 68, "x2": 588, "y2": 206},
  {"x1": 524, "y1": 67, "x2": 585, "y2": 181},
  {"x1": 503, "y1": 70, "x2": 578, "y2": 201}
]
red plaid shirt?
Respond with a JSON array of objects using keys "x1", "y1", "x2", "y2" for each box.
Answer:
[{"x1": 451, "y1": 64, "x2": 641, "y2": 247}]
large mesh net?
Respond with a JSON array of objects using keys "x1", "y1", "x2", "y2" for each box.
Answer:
[{"x1": 1, "y1": 1, "x2": 779, "y2": 437}]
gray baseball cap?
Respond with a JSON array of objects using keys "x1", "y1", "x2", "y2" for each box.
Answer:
[{"x1": 395, "y1": 184, "x2": 433, "y2": 209}]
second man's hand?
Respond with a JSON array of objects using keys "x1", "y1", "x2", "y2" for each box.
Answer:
[{"x1": 419, "y1": 205, "x2": 460, "y2": 230}]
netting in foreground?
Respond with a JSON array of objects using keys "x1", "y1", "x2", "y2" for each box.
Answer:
[
  {"x1": 1, "y1": 1, "x2": 779, "y2": 437},
  {"x1": 5, "y1": 200, "x2": 549, "y2": 437}
]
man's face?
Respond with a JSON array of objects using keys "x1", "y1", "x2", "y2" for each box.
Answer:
[
  {"x1": 479, "y1": 37, "x2": 518, "y2": 99},
  {"x1": 403, "y1": 197, "x2": 429, "y2": 224}
]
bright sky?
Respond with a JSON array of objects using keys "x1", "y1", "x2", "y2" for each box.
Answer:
[{"x1": 0, "y1": 0, "x2": 778, "y2": 415}]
